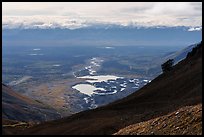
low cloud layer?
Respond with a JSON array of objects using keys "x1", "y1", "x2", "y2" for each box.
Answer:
[{"x1": 2, "y1": 2, "x2": 202, "y2": 29}]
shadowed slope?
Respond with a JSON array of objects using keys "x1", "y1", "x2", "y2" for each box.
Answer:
[{"x1": 2, "y1": 84, "x2": 61, "y2": 122}]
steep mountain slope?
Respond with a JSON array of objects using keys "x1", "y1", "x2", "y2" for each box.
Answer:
[
  {"x1": 114, "y1": 104, "x2": 202, "y2": 135},
  {"x1": 164, "y1": 43, "x2": 198, "y2": 64},
  {"x1": 4, "y1": 42, "x2": 202, "y2": 135},
  {"x1": 2, "y1": 84, "x2": 61, "y2": 122}
]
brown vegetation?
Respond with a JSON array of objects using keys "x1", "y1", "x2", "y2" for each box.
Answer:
[{"x1": 114, "y1": 104, "x2": 202, "y2": 135}]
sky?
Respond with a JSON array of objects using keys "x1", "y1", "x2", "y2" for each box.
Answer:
[{"x1": 2, "y1": 2, "x2": 202, "y2": 30}]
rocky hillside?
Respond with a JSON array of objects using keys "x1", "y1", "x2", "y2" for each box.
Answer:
[
  {"x1": 3, "y1": 42, "x2": 202, "y2": 135},
  {"x1": 114, "y1": 104, "x2": 202, "y2": 135}
]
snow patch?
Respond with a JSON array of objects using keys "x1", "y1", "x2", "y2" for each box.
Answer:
[
  {"x1": 105, "y1": 47, "x2": 115, "y2": 49},
  {"x1": 33, "y1": 48, "x2": 41, "y2": 51},
  {"x1": 143, "y1": 80, "x2": 149, "y2": 82},
  {"x1": 53, "y1": 64, "x2": 61, "y2": 67}
]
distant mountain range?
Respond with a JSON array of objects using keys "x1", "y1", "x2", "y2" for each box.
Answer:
[{"x1": 3, "y1": 27, "x2": 201, "y2": 47}]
